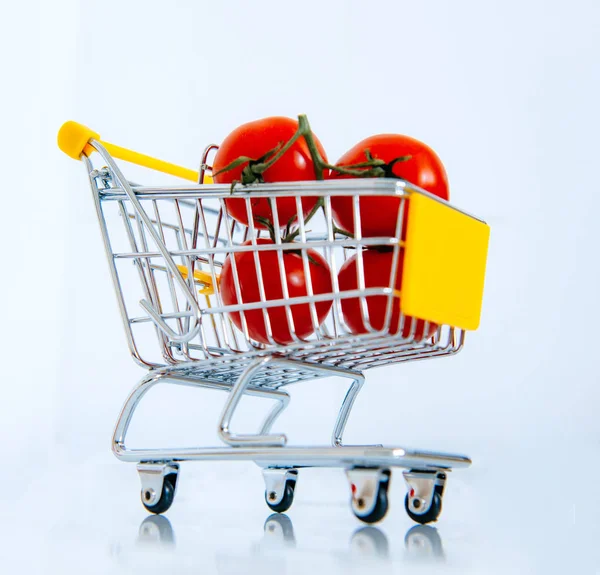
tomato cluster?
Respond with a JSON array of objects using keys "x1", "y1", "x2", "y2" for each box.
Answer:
[{"x1": 214, "y1": 116, "x2": 447, "y2": 345}]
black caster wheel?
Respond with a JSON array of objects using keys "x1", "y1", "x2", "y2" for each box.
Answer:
[
  {"x1": 404, "y1": 492, "x2": 442, "y2": 525},
  {"x1": 353, "y1": 486, "x2": 389, "y2": 524},
  {"x1": 348, "y1": 468, "x2": 391, "y2": 525},
  {"x1": 141, "y1": 473, "x2": 177, "y2": 514},
  {"x1": 265, "y1": 480, "x2": 295, "y2": 513}
]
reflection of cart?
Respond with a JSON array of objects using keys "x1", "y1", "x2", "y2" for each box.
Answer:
[{"x1": 58, "y1": 121, "x2": 490, "y2": 524}]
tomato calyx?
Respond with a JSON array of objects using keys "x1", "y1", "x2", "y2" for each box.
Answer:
[
  {"x1": 296, "y1": 117, "x2": 414, "y2": 180},
  {"x1": 332, "y1": 225, "x2": 354, "y2": 238},
  {"x1": 289, "y1": 248, "x2": 323, "y2": 267},
  {"x1": 360, "y1": 150, "x2": 413, "y2": 179},
  {"x1": 250, "y1": 223, "x2": 323, "y2": 267},
  {"x1": 214, "y1": 115, "x2": 328, "y2": 185},
  {"x1": 214, "y1": 115, "x2": 415, "y2": 242},
  {"x1": 255, "y1": 214, "x2": 278, "y2": 239},
  {"x1": 240, "y1": 143, "x2": 284, "y2": 184},
  {"x1": 214, "y1": 115, "x2": 415, "y2": 187},
  {"x1": 213, "y1": 142, "x2": 285, "y2": 189},
  {"x1": 249, "y1": 194, "x2": 324, "y2": 245},
  {"x1": 213, "y1": 115, "x2": 412, "y2": 185},
  {"x1": 328, "y1": 149, "x2": 413, "y2": 180}
]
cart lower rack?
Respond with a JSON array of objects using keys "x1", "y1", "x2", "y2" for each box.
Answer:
[{"x1": 58, "y1": 121, "x2": 490, "y2": 524}]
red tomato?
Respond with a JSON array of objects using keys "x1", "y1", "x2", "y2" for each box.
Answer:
[
  {"x1": 337, "y1": 249, "x2": 437, "y2": 339},
  {"x1": 213, "y1": 117, "x2": 328, "y2": 230},
  {"x1": 220, "y1": 239, "x2": 333, "y2": 345},
  {"x1": 328, "y1": 134, "x2": 449, "y2": 238}
]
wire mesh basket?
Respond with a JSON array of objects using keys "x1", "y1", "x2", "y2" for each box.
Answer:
[{"x1": 87, "y1": 159, "x2": 483, "y2": 387}]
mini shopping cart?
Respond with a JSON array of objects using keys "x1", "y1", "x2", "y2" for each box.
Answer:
[{"x1": 58, "y1": 121, "x2": 490, "y2": 524}]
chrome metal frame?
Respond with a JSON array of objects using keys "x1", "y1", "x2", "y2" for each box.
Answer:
[{"x1": 79, "y1": 139, "x2": 474, "y2": 501}]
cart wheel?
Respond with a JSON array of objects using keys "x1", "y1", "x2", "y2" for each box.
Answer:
[
  {"x1": 347, "y1": 468, "x2": 391, "y2": 524},
  {"x1": 404, "y1": 492, "x2": 442, "y2": 524},
  {"x1": 141, "y1": 473, "x2": 177, "y2": 515},
  {"x1": 265, "y1": 481, "x2": 295, "y2": 513},
  {"x1": 353, "y1": 485, "x2": 389, "y2": 524}
]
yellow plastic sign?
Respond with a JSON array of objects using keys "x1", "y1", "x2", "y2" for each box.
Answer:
[{"x1": 401, "y1": 193, "x2": 490, "y2": 330}]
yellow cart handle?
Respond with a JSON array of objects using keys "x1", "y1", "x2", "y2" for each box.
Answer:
[{"x1": 57, "y1": 120, "x2": 213, "y2": 183}]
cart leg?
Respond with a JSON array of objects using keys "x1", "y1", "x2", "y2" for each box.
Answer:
[
  {"x1": 257, "y1": 390, "x2": 291, "y2": 437},
  {"x1": 113, "y1": 371, "x2": 165, "y2": 456},
  {"x1": 217, "y1": 357, "x2": 365, "y2": 447},
  {"x1": 332, "y1": 375, "x2": 366, "y2": 447},
  {"x1": 218, "y1": 357, "x2": 288, "y2": 447},
  {"x1": 112, "y1": 369, "x2": 290, "y2": 458}
]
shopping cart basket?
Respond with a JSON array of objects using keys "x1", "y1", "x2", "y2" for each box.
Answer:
[{"x1": 58, "y1": 121, "x2": 490, "y2": 524}]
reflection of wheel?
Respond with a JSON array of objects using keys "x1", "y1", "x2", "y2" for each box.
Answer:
[
  {"x1": 138, "y1": 515, "x2": 175, "y2": 546},
  {"x1": 350, "y1": 526, "x2": 389, "y2": 558},
  {"x1": 141, "y1": 474, "x2": 177, "y2": 514},
  {"x1": 263, "y1": 513, "x2": 296, "y2": 544},
  {"x1": 404, "y1": 525, "x2": 444, "y2": 559},
  {"x1": 265, "y1": 481, "x2": 295, "y2": 513},
  {"x1": 404, "y1": 492, "x2": 442, "y2": 525}
]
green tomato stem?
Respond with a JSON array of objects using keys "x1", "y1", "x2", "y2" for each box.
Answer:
[
  {"x1": 214, "y1": 114, "x2": 414, "y2": 244},
  {"x1": 283, "y1": 197, "x2": 324, "y2": 243}
]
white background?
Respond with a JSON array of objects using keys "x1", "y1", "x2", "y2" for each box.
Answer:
[{"x1": 2, "y1": 0, "x2": 600, "y2": 573}]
